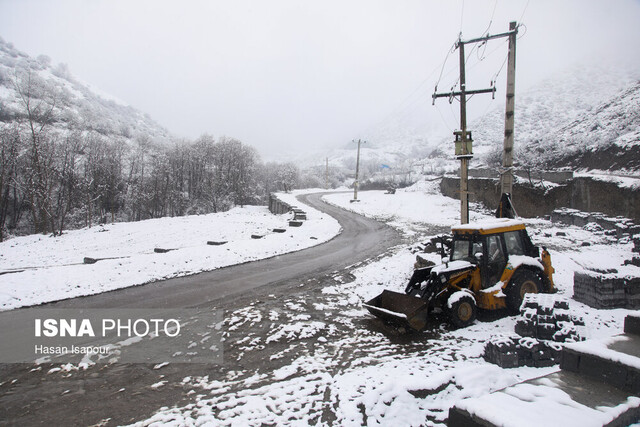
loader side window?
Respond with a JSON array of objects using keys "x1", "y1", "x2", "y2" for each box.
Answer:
[
  {"x1": 504, "y1": 231, "x2": 525, "y2": 256},
  {"x1": 452, "y1": 239, "x2": 470, "y2": 261}
]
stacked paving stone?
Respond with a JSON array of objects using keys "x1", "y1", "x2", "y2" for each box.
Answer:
[
  {"x1": 484, "y1": 294, "x2": 584, "y2": 368},
  {"x1": 574, "y1": 269, "x2": 640, "y2": 309},
  {"x1": 483, "y1": 335, "x2": 563, "y2": 369}
]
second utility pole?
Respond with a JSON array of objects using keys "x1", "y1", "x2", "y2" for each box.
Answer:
[
  {"x1": 352, "y1": 139, "x2": 364, "y2": 202},
  {"x1": 326, "y1": 157, "x2": 329, "y2": 190},
  {"x1": 501, "y1": 21, "x2": 518, "y2": 197}
]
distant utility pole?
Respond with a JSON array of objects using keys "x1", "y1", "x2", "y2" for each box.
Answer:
[
  {"x1": 325, "y1": 157, "x2": 329, "y2": 190},
  {"x1": 501, "y1": 21, "x2": 518, "y2": 197},
  {"x1": 352, "y1": 139, "x2": 365, "y2": 202},
  {"x1": 433, "y1": 22, "x2": 518, "y2": 224}
]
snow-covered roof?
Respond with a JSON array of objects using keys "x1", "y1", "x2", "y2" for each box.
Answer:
[{"x1": 451, "y1": 218, "x2": 525, "y2": 235}]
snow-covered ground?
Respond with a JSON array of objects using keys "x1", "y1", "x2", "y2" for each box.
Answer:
[
  {"x1": 0, "y1": 190, "x2": 341, "y2": 311},
  {"x1": 3, "y1": 182, "x2": 637, "y2": 425},
  {"x1": 132, "y1": 182, "x2": 639, "y2": 426}
]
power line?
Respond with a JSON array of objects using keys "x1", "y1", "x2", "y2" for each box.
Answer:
[
  {"x1": 466, "y1": 37, "x2": 509, "y2": 77},
  {"x1": 518, "y1": 0, "x2": 530, "y2": 24},
  {"x1": 356, "y1": 1, "x2": 518, "y2": 143},
  {"x1": 435, "y1": 103, "x2": 455, "y2": 132},
  {"x1": 435, "y1": 41, "x2": 458, "y2": 91},
  {"x1": 491, "y1": 47, "x2": 509, "y2": 85},
  {"x1": 460, "y1": 0, "x2": 465, "y2": 34},
  {"x1": 357, "y1": 56, "x2": 449, "y2": 139},
  {"x1": 477, "y1": 0, "x2": 498, "y2": 62},
  {"x1": 516, "y1": 23, "x2": 528, "y2": 40},
  {"x1": 448, "y1": 101, "x2": 459, "y2": 127},
  {"x1": 486, "y1": 0, "x2": 499, "y2": 34}
]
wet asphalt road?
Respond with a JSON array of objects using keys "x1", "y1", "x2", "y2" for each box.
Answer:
[{"x1": 38, "y1": 192, "x2": 400, "y2": 310}]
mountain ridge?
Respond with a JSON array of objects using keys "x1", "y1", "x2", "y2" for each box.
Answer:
[{"x1": 0, "y1": 37, "x2": 170, "y2": 144}]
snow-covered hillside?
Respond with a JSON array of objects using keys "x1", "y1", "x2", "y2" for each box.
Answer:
[
  {"x1": 472, "y1": 61, "x2": 640, "y2": 172},
  {"x1": 542, "y1": 82, "x2": 640, "y2": 172},
  {"x1": 311, "y1": 60, "x2": 640, "y2": 184},
  {"x1": 0, "y1": 37, "x2": 169, "y2": 143}
]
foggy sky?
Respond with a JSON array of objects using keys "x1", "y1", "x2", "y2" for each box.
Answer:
[{"x1": 1, "y1": 0, "x2": 639, "y2": 160}]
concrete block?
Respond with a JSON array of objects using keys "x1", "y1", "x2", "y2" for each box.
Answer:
[
  {"x1": 536, "y1": 323, "x2": 556, "y2": 341},
  {"x1": 624, "y1": 315, "x2": 640, "y2": 336},
  {"x1": 447, "y1": 406, "x2": 486, "y2": 427},
  {"x1": 515, "y1": 319, "x2": 536, "y2": 338},
  {"x1": 497, "y1": 351, "x2": 519, "y2": 368},
  {"x1": 579, "y1": 352, "x2": 628, "y2": 390},
  {"x1": 560, "y1": 348, "x2": 581, "y2": 373}
]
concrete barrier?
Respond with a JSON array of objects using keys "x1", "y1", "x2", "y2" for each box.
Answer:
[{"x1": 269, "y1": 194, "x2": 293, "y2": 215}]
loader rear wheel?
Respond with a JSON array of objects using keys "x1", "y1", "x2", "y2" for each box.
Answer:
[
  {"x1": 449, "y1": 295, "x2": 477, "y2": 329},
  {"x1": 506, "y1": 269, "x2": 542, "y2": 314}
]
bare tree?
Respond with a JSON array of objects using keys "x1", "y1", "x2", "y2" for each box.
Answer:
[
  {"x1": 263, "y1": 162, "x2": 300, "y2": 194},
  {"x1": 0, "y1": 125, "x2": 21, "y2": 241},
  {"x1": 12, "y1": 65, "x2": 66, "y2": 234},
  {"x1": 213, "y1": 137, "x2": 260, "y2": 207}
]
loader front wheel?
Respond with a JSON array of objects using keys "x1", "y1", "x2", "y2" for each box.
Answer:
[
  {"x1": 448, "y1": 294, "x2": 477, "y2": 329},
  {"x1": 506, "y1": 269, "x2": 542, "y2": 314}
]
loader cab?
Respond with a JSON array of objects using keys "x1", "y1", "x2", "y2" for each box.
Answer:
[{"x1": 451, "y1": 219, "x2": 539, "y2": 289}]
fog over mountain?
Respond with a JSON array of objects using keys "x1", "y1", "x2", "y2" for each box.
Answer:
[{"x1": 1, "y1": 0, "x2": 639, "y2": 160}]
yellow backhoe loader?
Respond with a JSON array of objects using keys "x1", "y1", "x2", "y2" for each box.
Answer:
[{"x1": 364, "y1": 218, "x2": 555, "y2": 330}]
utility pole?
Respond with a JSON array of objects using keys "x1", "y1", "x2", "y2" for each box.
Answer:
[
  {"x1": 325, "y1": 157, "x2": 329, "y2": 190},
  {"x1": 433, "y1": 22, "x2": 517, "y2": 224},
  {"x1": 352, "y1": 139, "x2": 365, "y2": 202},
  {"x1": 501, "y1": 21, "x2": 518, "y2": 197}
]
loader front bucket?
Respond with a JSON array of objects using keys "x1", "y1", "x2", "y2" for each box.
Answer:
[{"x1": 363, "y1": 290, "x2": 430, "y2": 331}]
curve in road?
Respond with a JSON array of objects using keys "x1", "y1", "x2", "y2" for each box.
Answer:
[{"x1": 45, "y1": 192, "x2": 401, "y2": 309}]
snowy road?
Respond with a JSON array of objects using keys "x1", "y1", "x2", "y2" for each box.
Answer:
[{"x1": 32, "y1": 192, "x2": 399, "y2": 310}]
